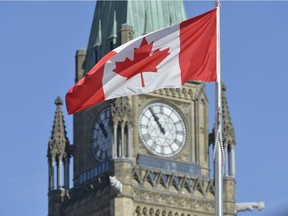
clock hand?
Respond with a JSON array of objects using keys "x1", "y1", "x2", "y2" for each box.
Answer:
[
  {"x1": 97, "y1": 120, "x2": 108, "y2": 138},
  {"x1": 148, "y1": 107, "x2": 166, "y2": 134}
]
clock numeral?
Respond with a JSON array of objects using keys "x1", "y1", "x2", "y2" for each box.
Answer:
[
  {"x1": 140, "y1": 124, "x2": 148, "y2": 129},
  {"x1": 99, "y1": 150, "x2": 106, "y2": 160},
  {"x1": 92, "y1": 123, "x2": 99, "y2": 130},
  {"x1": 169, "y1": 145, "x2": 176, "y2": 153},
  {"x1": 143, "y1": 112, "x2": 152, "y2": 119},
  {"x1": 104, "y1": 150, "x2": 108, "y2": 159},
  {"x1": 166, "y1": 108, "x2": 173, "y2": 117},
  {"x1": 160, "y1": 146, "x2": 165, "y2": 154},
  {"x1": 174, "y1": 120, "x2": 182, "y2": 125},
  {"x1": 151, "y1": 142, "x2": 157, "y2": 150},
  {"x1": 175, "y1": 139, "x2": 182, "y2": 146},
  {"x1": 142, "y1": 133, "x2": 150, "y2": 141},
  {"x1": 160, "y1": 104, "x2": 164, "y2": 114},
  {"x1": 176, "y1": 131, "x2": 184, "y2": 135}
]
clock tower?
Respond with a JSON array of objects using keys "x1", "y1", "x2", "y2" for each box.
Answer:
[{"x1": 47, "y1": 1, "x2": 237, "y2": 216}]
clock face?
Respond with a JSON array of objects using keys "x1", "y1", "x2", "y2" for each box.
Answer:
[
  {"x1": 139, "y1": 102, "x2": 187, "y2": 157},
  {"x1": 91, "y1": 107, "x2": 113, "y2": 162}
]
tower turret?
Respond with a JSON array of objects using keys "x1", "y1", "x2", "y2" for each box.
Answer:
[
  {"x1": 209, "y1": 83, "x2": 236, "y2": 178},
  {"x1": 221, "y1": 83, "x2": 236, "y2": 177},
  {"x1": 209, "y1": 83, "x2": 236, "y2": 215},
  {"x1": 47, "y1": 97, "x2": 71, "y2": 216}
]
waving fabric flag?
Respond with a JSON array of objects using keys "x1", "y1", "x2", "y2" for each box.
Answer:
[{"x1": 66, "y1": 8, "x2": 217, "y2": 114}]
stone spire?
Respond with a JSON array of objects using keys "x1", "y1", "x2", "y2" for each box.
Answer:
[
  {"x1": 109, "y1": 10, "x2": 117, "y2": 47},
  {"x1": 48, "y1": 96, "x2": 70, "y2": 159},
  {"x1": 221, "y1": 83, "x2": 235, "y2": 146},
  {"x1": 47, "y1": 96, "x2": 70, "y2": 191},
  {"x1": 93, "y1": 19, "x2": 102, "y2": 48},
  {"x1": 209, "y1": 83, "x2": 236, "y2": 177},
  {"x1": 209, "y1": 83, "x2": 235, "y2": 145},
  {"x1": 221, "y1": 83, "x2": 236, "y2": 177},
  {"x1": 92, "y1": 19, "x2": 102, "y2": 64}
]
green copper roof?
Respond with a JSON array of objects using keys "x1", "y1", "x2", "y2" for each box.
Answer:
[{"x1": 84, "y1": 0, "x2": 187, "y2": 73}]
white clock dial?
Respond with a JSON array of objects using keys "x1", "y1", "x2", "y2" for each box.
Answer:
[
  {"x1": 91, "y1": 107, "x2": 113, "y2": 162},
  {"x1": 139, "y1": 102, "x2": 187, "y2": 157}
]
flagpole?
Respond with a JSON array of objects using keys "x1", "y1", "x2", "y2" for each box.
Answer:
[{"x1": 215, "y1": 1, "x2": 224, "y2": 216}]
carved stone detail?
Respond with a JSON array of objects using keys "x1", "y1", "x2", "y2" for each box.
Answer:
[
  {"x1": 152, "y1": 86, "x2": 195, "y2": 101},
  {"x1": 132, "y1": 199, "x2": 215, "y2": 216},
  {"x1": 133, "y1": 165, "x2": 215, "y2": 199},
  {"x1": 132, "y1": 167, "x2": 215, "y2": 215},
  {"x1": 200, "y1": 127, "x2": 206, "y2": 134},
  {"x1": 109, "y1": 176, "x2": 123, "y2": 193},
  {"x1": 179, "y1": 153, "x2": 189, "y2": 162},
  {"x1": 111, "y1": 96, "x2": 132, "y2": 125}
]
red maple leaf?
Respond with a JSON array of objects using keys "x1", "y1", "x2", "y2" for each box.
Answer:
[{"x1": 113, "y1": 37, "x2": 170, "y2": 87}]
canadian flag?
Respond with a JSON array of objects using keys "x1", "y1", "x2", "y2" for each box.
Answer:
[{"x1": 66, "y1": 8, "x2": 217, "y2": 114}]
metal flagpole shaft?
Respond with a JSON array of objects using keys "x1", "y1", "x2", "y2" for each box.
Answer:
[
  {"x1": 215, "y1": 130, "x2": 223, "y2": 216},
  {"x1": 215, "y1": 1, "x2": 224, "y2": 216}
]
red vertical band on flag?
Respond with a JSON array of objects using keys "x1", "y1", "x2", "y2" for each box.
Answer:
[
  {"x1": 179, "y1": 9, "x2": 217, "y2": 85},
  {"x1": 65, "y1": 51, "x2": 117, "y2": 114}
]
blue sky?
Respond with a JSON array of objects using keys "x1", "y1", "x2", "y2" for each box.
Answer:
[{"x1": 1, "y1": 1, "x2": 288, "y2": 216}]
